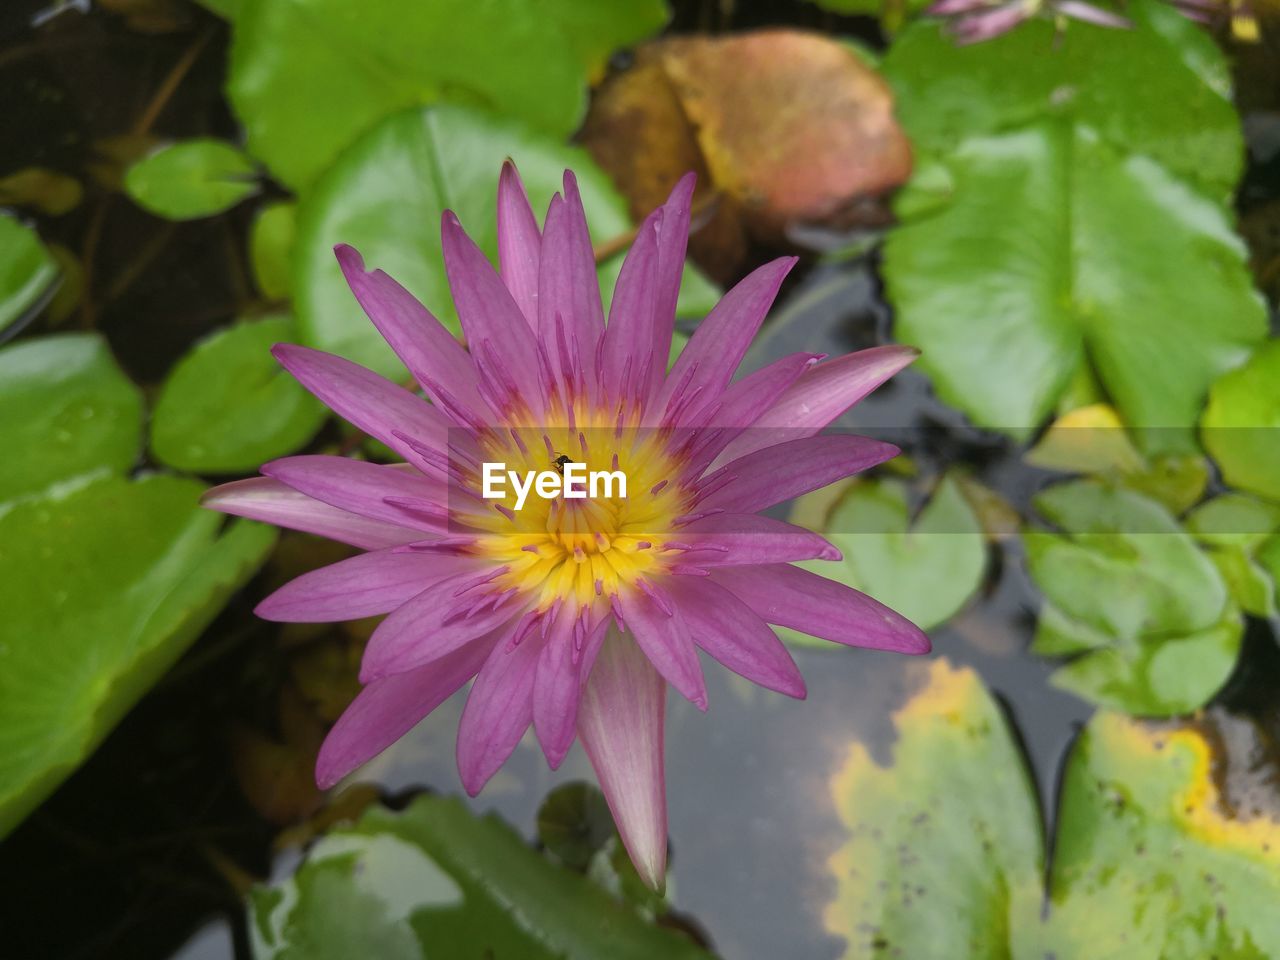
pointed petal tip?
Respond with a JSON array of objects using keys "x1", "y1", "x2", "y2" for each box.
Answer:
[
  {"x1": 314, "y1": 760, "x2": 342, "y2": 792},
  {"x1": 333, "y1": 242, "x2": 363, "y2": 271}
]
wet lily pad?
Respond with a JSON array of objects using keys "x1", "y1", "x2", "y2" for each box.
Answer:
[
  {"x1": 881, "y1": 2, "x2": 1265, "y2": 450},
  {"x1": 295, "y1": 103, "x2": 715, "y2": 380},
  {"x1": 784, "y1": 474, "x2": 986, "y2": 642},
  {"x1": 826, "y1": 659, "x2": 1280, "y2": 959},
  {"x1": 1201, "y1": 338, "x2": 1280, "y2": 504},
  {"x1": 227, "y1": 0, "x2": 667, "y2": 190},
  {"x1": 150, "y1": 315, "x2": 327, "y2": 473},
  {"x1": 249, "y1": 793, "x2": 711, "y2": 959},
  {"x1": 1024, "y1": 480, "x2": 1240, "y2": 715},
  {"x1": 0, "y1": 474, "x2": 276, "y2": 837},
  {"x1": 0, "y1": 333, "x2": 143, "y2": 506},
  {"x1": 124, "y1": 139, "x2": 259, "y2": 220},
  {"x1": 0, "y1": 215, "x2": 58, "y2": 339}
]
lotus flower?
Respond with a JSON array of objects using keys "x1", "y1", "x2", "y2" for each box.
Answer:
[
  {"x1": 928, "y1": 0, "x2": 1131, "y2": 42},
  {"x1": 203, "y1": 164, "x2": 927, "y2": 888}
]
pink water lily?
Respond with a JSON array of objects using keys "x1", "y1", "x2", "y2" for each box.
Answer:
[{"x1": 203, "y1": 163, "x2": 927, "y2": 889}]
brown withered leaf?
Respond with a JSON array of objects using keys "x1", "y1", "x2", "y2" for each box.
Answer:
[
  {"x1": 231, "y1": 683, "x2": 325, "y2": 825},
  {"x1": 0, "y1": 167, "x2": 83, "y2": 216},
  {"x1": 581, "y1": 30, "x2": 911, "y2": 279}
]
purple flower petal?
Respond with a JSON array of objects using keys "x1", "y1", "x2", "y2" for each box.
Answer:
[
  {"x1": 577, "y1": 629, "x2": 668, "y2": 890},
  {"x1": 533, "y1": 607, "x2": 604, "y2": 769},
  {"x1": 666, "y1": 576, "x2": 806, "y2": 698},
  {"x1": 360, "y1": 573, "x2": 524, "y2": 681},
  {"x1": 261, "y1": 455, "x2": 449, "y2": 532},
  {"x1": 644, "y1": 174, "x2": 697, "y2": 403},
  {"x1": 655, "y1": 257, "x2": 797, "y2": 423},
  {"x1": 679, "y1": 513, "x2": 842, "y2": 566},
  {"x1": 710, "y1": 563, "x2": 930, "y2": 654},
  {"x1": 1056, "y1": 0, "x2": 1131, "y2": 27},
  {"x1": 538, "y1": 172, "x2": 605, "y2": 392},
  {"x1": 255, "y1": 547, "x2": 461, "y2": 623},
  {"x1": 201, "y1": 477, "x2": 419, "y2": 549},
  {"x1": 334, "y1": 244, "x2": 490, "y2": 425},
  {"x1": 701, "y1": 435, "x2": 900, "y2": 514},
  {"x1": 496, "y1": 160, "x2": 542, "y2": 327},
  {"x1": 456, "y1": 621, "x2": 544, "y2": 795},
  {"x1": 717, "y1": 345, "x2": 918, "y2": 464},
  {"x1": 315, "y1": 634, "x2": 491, "y2": 789},
  {"x1": 440, "y1": 211, "x2": 544, "y2": 412},
  {"x1": 272, "y1": 343, "x2": 452, "y2": 476},
  {"x1": 616, "y1": 585, "x2": 707, "y2": 710},
  {"x1": 599, "y1": 210, "x2": 662, "y2": 403}
]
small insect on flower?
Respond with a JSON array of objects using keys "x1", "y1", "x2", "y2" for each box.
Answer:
[{"x1": 202, "y1": 163, "x2": 928, "y2": 889}]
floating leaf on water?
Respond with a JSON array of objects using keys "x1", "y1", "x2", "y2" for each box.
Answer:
[
  {"x1": 537, "y1": 781, "x2": 617, "y2": 872},
  {"x1": 249, "y1": 794, "x2": 712, "y2": 960},
  {"x1": 227, "y1": 0, "x2": 667, "y2": 190},
  {"x1": 150, "y1": 315, "x2": 327, "y2": 473},
  {"x1": 1040, "y1": 711, "x2": 1280, "y2": 958},
  {"x1": 1201, "y1": 338, "x2": 1280, "y2": 504},
  {"x1": 881, "y1": 2, "x2": 1266, "y2": 451},
  {"x1": 250, "y1": 201, "x2": 296, "y2": 301},
  {"x1": 825, "y1": 659, "x2": 1044, "y2": 958},
  {"x1": 295, "y1": 103, "x2": 712, "y2": 380},
  {"x1": 0, "y1": 216, "x2": 59, "y2": 341},
  {"x1": 1186, "y1": 494, "x2": 1280, "y2": 617},
  {"x1": 783, "y1": 474, "x2": 987, "y2": 641},
  {"x1": 124, "y1": 138, "x2": 259, "y2": 221},
  {"x1": 825, "y1": 658, "x2": 1280, "y2": 959},
  {"x1": 0, "y1": 167, "x2": 83, "y2": 216},
  {"x1": 1024, "y1": 479, "x2": 1241, "y2": 715},
  {"x1": 1025, "y1": 403, "x2": 1210, "y2": 514},
  {"x1": 0, "y1": 333, "x2": 142, "y2": 507},
  {"x1": 0, "y1": 474, "x2": 276, "y2": 837}
]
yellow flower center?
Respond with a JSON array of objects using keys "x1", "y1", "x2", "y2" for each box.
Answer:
[{"x1": 460, "y1": 412, "x2": 690, "y2": 609}]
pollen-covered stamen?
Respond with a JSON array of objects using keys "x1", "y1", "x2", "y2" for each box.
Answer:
[{"x1": 463, "y1": 419, "x2": 693, "y2": 610}]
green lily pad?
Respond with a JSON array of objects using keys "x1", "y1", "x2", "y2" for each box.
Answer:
[
  {"x1": 1040, "y1": 712, "x2": 1280, "y2": 958},
  {"x1": 295, "y1": 103, "x2": 713, "y2": 381},
  {"x1": 881, "y1": 3, "x2": 1265, "y2": 450},
  {"x1": 826, "y1": 659, "x2": 1280, "y2": 959},
  {"x1": 825, "y1": 659, "x2": 1044, "y2": 958},
  {"x1": 784, "y1": 474, "x2": 986, "y2": 643},
  {"x1": 1187, "y1": 494, "x2": 1280, "y2": 617},
  {"x1": 0, "y1": 474, "x2": 276, "y2": 837},
  {"x1": 0, "y1": 215, "x2": 58, "y2": 337},
  {"x1": 250, "y1": 201, "x2": 297, "y2": 301},
  {"x1": 1025, "y1": 480, "x2": 1240, "y2": 715},
  {"x1": 249, "y1": 793, "x2": 711, "y2": 960},
  {"x1": 227, "y1": 0, "x2": 667, "y2": 190},
  {"x1": 1024, "y1": 404, "x2": 1210, "y2": 514},
  {"x1": 884, "y1": 0, "x2": 1238, "y2": 197},
  {"x1": 0, "y1": 333, "x2": 143, "y2": 507},
  {"x1": 1201, "y1": 338, "x2": 1280, "y2": 503},
  {"x1": 124, "y1": 139, "x2": 258, "y2": 221},
  {"x1": 150, "y1": 315, "x2": 327, "y2": 474}
]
